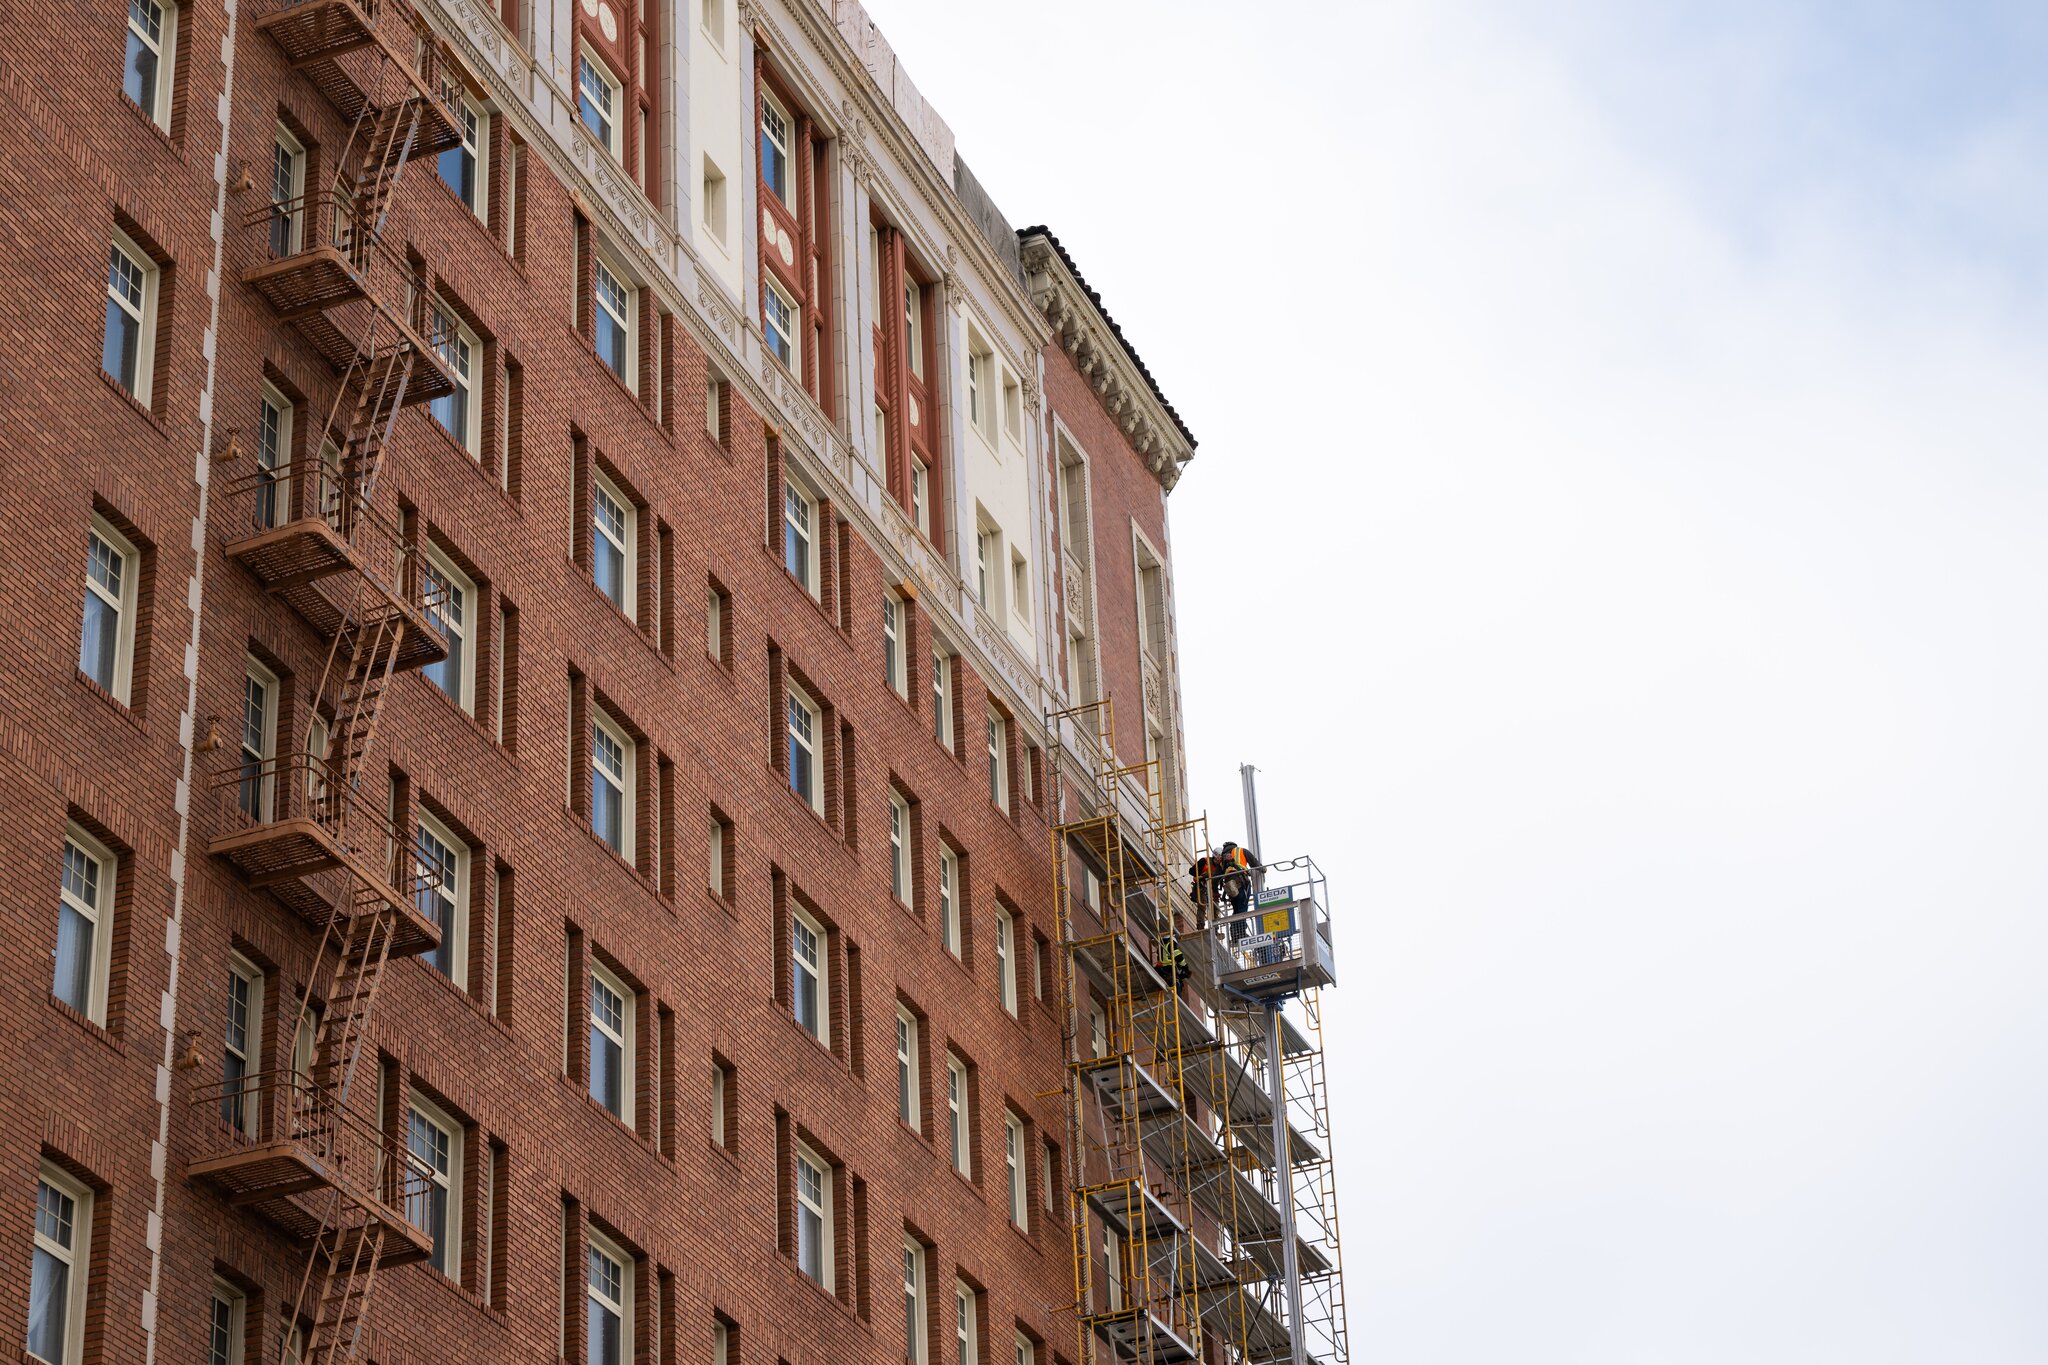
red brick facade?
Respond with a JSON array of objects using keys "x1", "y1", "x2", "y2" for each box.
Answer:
[{"x1": 0, "y1": 2, "x2": 1197, "y2": 1364}]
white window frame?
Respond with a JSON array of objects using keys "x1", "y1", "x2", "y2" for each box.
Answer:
[
  {"x1": 902, "y1": 1238, "x2": 927, "y2": 1365},
  {"x1": 432, "y1": 301, "x2": 482, "y2": 454},
  {"x1": 706, "y1": 816, "x2": 725, "y2": 898},
  {"x1": 593, "y1": 251, "x2": 638, "y2": 391},
  {"x1": 705, "y1": 585, "x2": 724, "y2": 661},
  {"x1": 222, "y1": 954, "x2": 263, "y2": 1139},
  {"x1": 783, "y1": 478, "x2": 818, "y2": 597},
  {"x1": 422, "y1": 546, "x2": 476, "y2": 710},
  {"x1": 889, "y1": 790, "x2": 911, "y2": 906},
  {"x1": 939, "y1": 846, "x2": 961, "y2": 959},
  {"x1": 910, "y1": 457, "x2": 931, "y2": 537},
  {"x1": 125, "y1": 0, "x2": 177, "y2": 129},
  {"x1": 1010, "y1": 552, "x2": 1030, "y2": 624},
  {"x1": 904, "y1": 280, "x2": 925, "y2": 379},
  {"x1": 896, "y1": 1005, "x2": 920, "y2": 1131},
  {"x1": 710, "y1": 1062, "x2": 728, "y2": 1147},
  {"x1": 29, "y1": 1164, "x2": 91, "y2": 1365},
  {"x1": 946, "y1": 1054, "x2": 971, "y2": 1178},
  {"x1": 1089, "y1": 1003, "x2": 1107, "y2": 1060},
  {"x1": 1014, "y1": 1333, "x2": 1034, "y2": 1365},
  {"x1": 883, "y1": 592, "x2": 908, "y2": 698},
  {"x1": 414, "y1": 810, "x2": 469, "y2": 987},
  {"x1": 440, "y1": 85, "x2": 489, "y2": 219},
  {"x1": 592, "y1": 472, "x2": 637, "y2": 618},
  {"x1": 987, "y1": 711, "x2": 1009, "y2": 813},
  {"x1": 791, "y1": 904, "x2": 828, "y2": 1045},
  {"x1": 931, "y1": 647, "x2": 953, "y2": 749},
  {"x1": 585, "y1": 1227, "x2": 634, "y2": 1365},
  {"x1": 589, "y1": 959, "x2": 636, "y2": 1125},
  {"x1": 270, "y1": 125, "x2": 306, "y2": 256},
  {"x1": 994, "y1": 906, "x2": 1016, "y2": 1016},
  {"x1": 578, "y1": 52, "x2": 622, "y2": 159},
  {"x1": 255, "y1": 384, "x2": 293, "y2": 531},
  {"x1": 238, "y1": 657, "x2": 279, "y2": 822},
  {"x1": 209, "y1": 1277, "x2": 246, "y2": 1365},
  {"x1": 1002, "y1": 370, "x2": 1023, "y2": 445},
  {"x1": 786, "y1": 684, "x2": 823, "y2": 814},
  {"x1": 55, "y1": 825, "x2": 115, "y2": 1023},
  {"x1": 975, "y1": 527, "x2": 994, "y2": 612},
  {"x1": 759, "y1": 88, "x2": 794, "y2": 208},
  {"x1": 794, "y1": 1142, "x2": 834, "y2": 1288},
  {"x1": 104, "y1": 230, "x2": 158, "y2": 404},
  {"x1": 762, "y1": 274, "x2": 799, "y2": 373},
  {"x1": 80, "y1": 517, "x2": 137, "y2": 702},
  {"x1": 406, "y1": 1093, "x2": 464, "y2": 1280},
  {"x1": 954, "y1": 1281, "x2": 978, "y2": 1365},
  {"x1": 701, "y1": 156, "x2": 728, "y2": 245},
  {"x1": 591, "y1": 706, "x2": 636, "y2": 861},
  {"x1": 1005, "y1": 1112, "x2": 1026, "y2": 1228},
  {"x1": 966, "y1": 337, "x2": 994, "y2": 443}
]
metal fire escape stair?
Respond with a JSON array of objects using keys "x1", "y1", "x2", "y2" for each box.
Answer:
[{"x1": 190, "y1": 3, "x2": 462, "y2": 1360}]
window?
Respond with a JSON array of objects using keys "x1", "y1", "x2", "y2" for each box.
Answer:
[
  {"x1": 946, "y1": 1054, "x2": 970, "y2": 1178},
  {"x1": 710, "y1": 1059, "x2": 733, "y2": 1149},
  {"x1": 1089, "y1": 1003, "x2": 1107, "y2": 1060},
  {"x1": 706, "y1": 817, "x2": 725, "y2": 898},
  {"x1": 208, "y1": 1279, "x2": 245, "y2": 1365},
  {"x1": 124, "y1": 0, "x2": 176, "y2": 129},
  {"x1": 706, "y1": 368, "x2": 728, "y2": 444},
  {"x1": 883, "y1": 593, "x2": 907, "y2": 698},
  {"x1": 103, "y1": 231, "x2": 157, "y2": 402},
  {"x1": 782, "y1": 480, "x2": 817, "y2": 595},
  {"x1": 986, "y1": 712, "x2": 1008, "y2": 812},
  {"x1": 759, "y1": 91, "x2": 792, "y2": 207},
  {"x1": 414, "y1": 812, "x2": 468, "y2": 985},
  {"x1": 966, "y1": 340, "x2": 992, "y2": 441},
  {"x1": 594, "y1": 254, "x2": 636, "y2": 387},
  {"x1": 592, "y1": 475, "x2": 635, "y2": 616},
  {"x1": 910, "y1": 458, "x2": 931, "y2": 537},
  {"x1": 888, "y1": 791, "x2": 911, "y2": 905},
  {"x1": 794, "y1": 1143, "x2": 832, "y2": 1287},
  {"x1": 578, "y1": 53, "x2": 621, "y2": 157},
  {"x1": 902, "y1": 1239, "x2": 926, "y2": 1365},
  {"x1": 931, "y1": 648, "x2": 952, "y2": 749},
  {"x1": 431, "y1": 303, "x2": 480, "y2": 453},
  {"x1": 1014, "y1": 1332, "x2": 1034, "y2": 1365},
  {"x1": 406, "y1": 1096, "x2": 464, "y2": 1278},
  {"x1": 586, "y1": 1230, "x2": 633, "y2": 1365},
  {"x1": 791, "y1": 906, "x2": 827, "y2": 1044},
  {"x1": 269, "y1": 126, "x2": 305, "y2": 256},
  {"x1": 1003, "y1": 372, "x2": 1023, "y2": 443},
  {"x1": 953, "y1": 1282, "x2": 977, "y2": 1365},
  {"x1": 938, "y1": 847, "x2": 961, "y2": 959},
  {"x1": 975, "y1": 530, "x2": 993, "y2": 611},
  {"x1": 713, "y1": 1319, "x2": 732, "y2": 1365},
  {"x1": 422, "y1": 549, "x2": 475, "y2": 708},
  {"x1": 221, "y1": 955, "x2": 262, "y2": 1136},
  {"x1": 28, "y1": 1165, "x2": 91, "y2": 1365},
  {"x1": 255, "y1": 385, "x2": 291, "y2": 531},
  {"x1": 994, "y1": 907, "x2": 1016, "y2": 1016},
  {"x1": 895, "y1": 1006, "x2": 919, "y2": 1130},
  {"x1": 237, "y1": 659, "x2": 278, "y2": 821},
  {"x1": 705, "y1": 584, "x2": 726, "y2": 661},
  {"x1": 1011, "y1": 553, "x2": 1030, "y2": 622},
  {"x1": 1004, "y1": 1113, "x2": 1026, "y2": 1227},
  {"x1": 904, "y1": 281, "x2": 925, "y2": 379},
  {"x1": 783, "y1": 684, "x2": 828, "y2": 812},
  {"x1": 762, "y1": 276, "x2": 798, "y2": 371},
  {"x1": 700, "y1": 157, "x2": 727, "y2": 244},
  {"x1": 54, "y1": 827, "x2": 114, "y2": 1022},
  {"x1": 590, "y1": 707, "x2": 634, "y2": 858},
  {"x1": 440, "y1": 86, "x2": 488, "y2": 217},
  {"x1": 702, "y1": 0, "x2": 726, "y2": 48},
  {"x1": 1104, "y1": 1227, "x2": 1124, "y2": 1311},
  {"x1": 589, "y1": 961, "x2": 634, "y2": 1123}
]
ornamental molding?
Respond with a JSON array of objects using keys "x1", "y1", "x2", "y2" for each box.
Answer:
[{"x1": 1020, "y1": 235, "x2": 1194, "y2": 492}]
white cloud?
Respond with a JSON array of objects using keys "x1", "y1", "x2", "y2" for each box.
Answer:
[{"x1": 869, "y1": 0, "x2": 2048, "y2": 1356}]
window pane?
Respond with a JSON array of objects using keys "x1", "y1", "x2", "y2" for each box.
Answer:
[
  {"x1": 26, "y1": 1245, "x2": 68, "y2": 1364},
  {"x1": 53, "y1": 904, "x2": 94, "y2": 1014}
]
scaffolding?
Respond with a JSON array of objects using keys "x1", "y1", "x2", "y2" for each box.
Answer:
[
  {"x1": 188, "y1": 0, "x2": 460, "y2": 1359},
  {"x1": 1048, "y1": 702, "x2": 1348, "y2": 1365}
]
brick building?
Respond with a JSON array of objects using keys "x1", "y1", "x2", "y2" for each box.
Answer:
[{"x1": 0, "y1": 0, "x2": 1326, "y2": 1362}]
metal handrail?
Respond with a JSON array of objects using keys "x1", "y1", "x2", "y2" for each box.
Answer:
[
  {"x1": 189, "y1": 1069, "x2": 434, "y2": 1213},
  {"x1": 213, "y1": 752, "x2": 439, "y2": 901}
]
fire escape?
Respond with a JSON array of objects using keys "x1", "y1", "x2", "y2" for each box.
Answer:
[
  {"x1": 1049, "y1": 703, "x2": 1349, "y2": 1365},
  {"x1": 188, "y1": 2, "x2": 461, "y2": 1360}
]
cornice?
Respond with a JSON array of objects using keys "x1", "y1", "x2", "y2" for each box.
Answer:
[{"x1": 1020, "y1": 232, "x2": 1195, "y2": 493}]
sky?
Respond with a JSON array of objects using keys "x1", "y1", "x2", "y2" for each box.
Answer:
[{"x1": 861, "y1": 0, "x2": 2048, "y2": 1360}]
